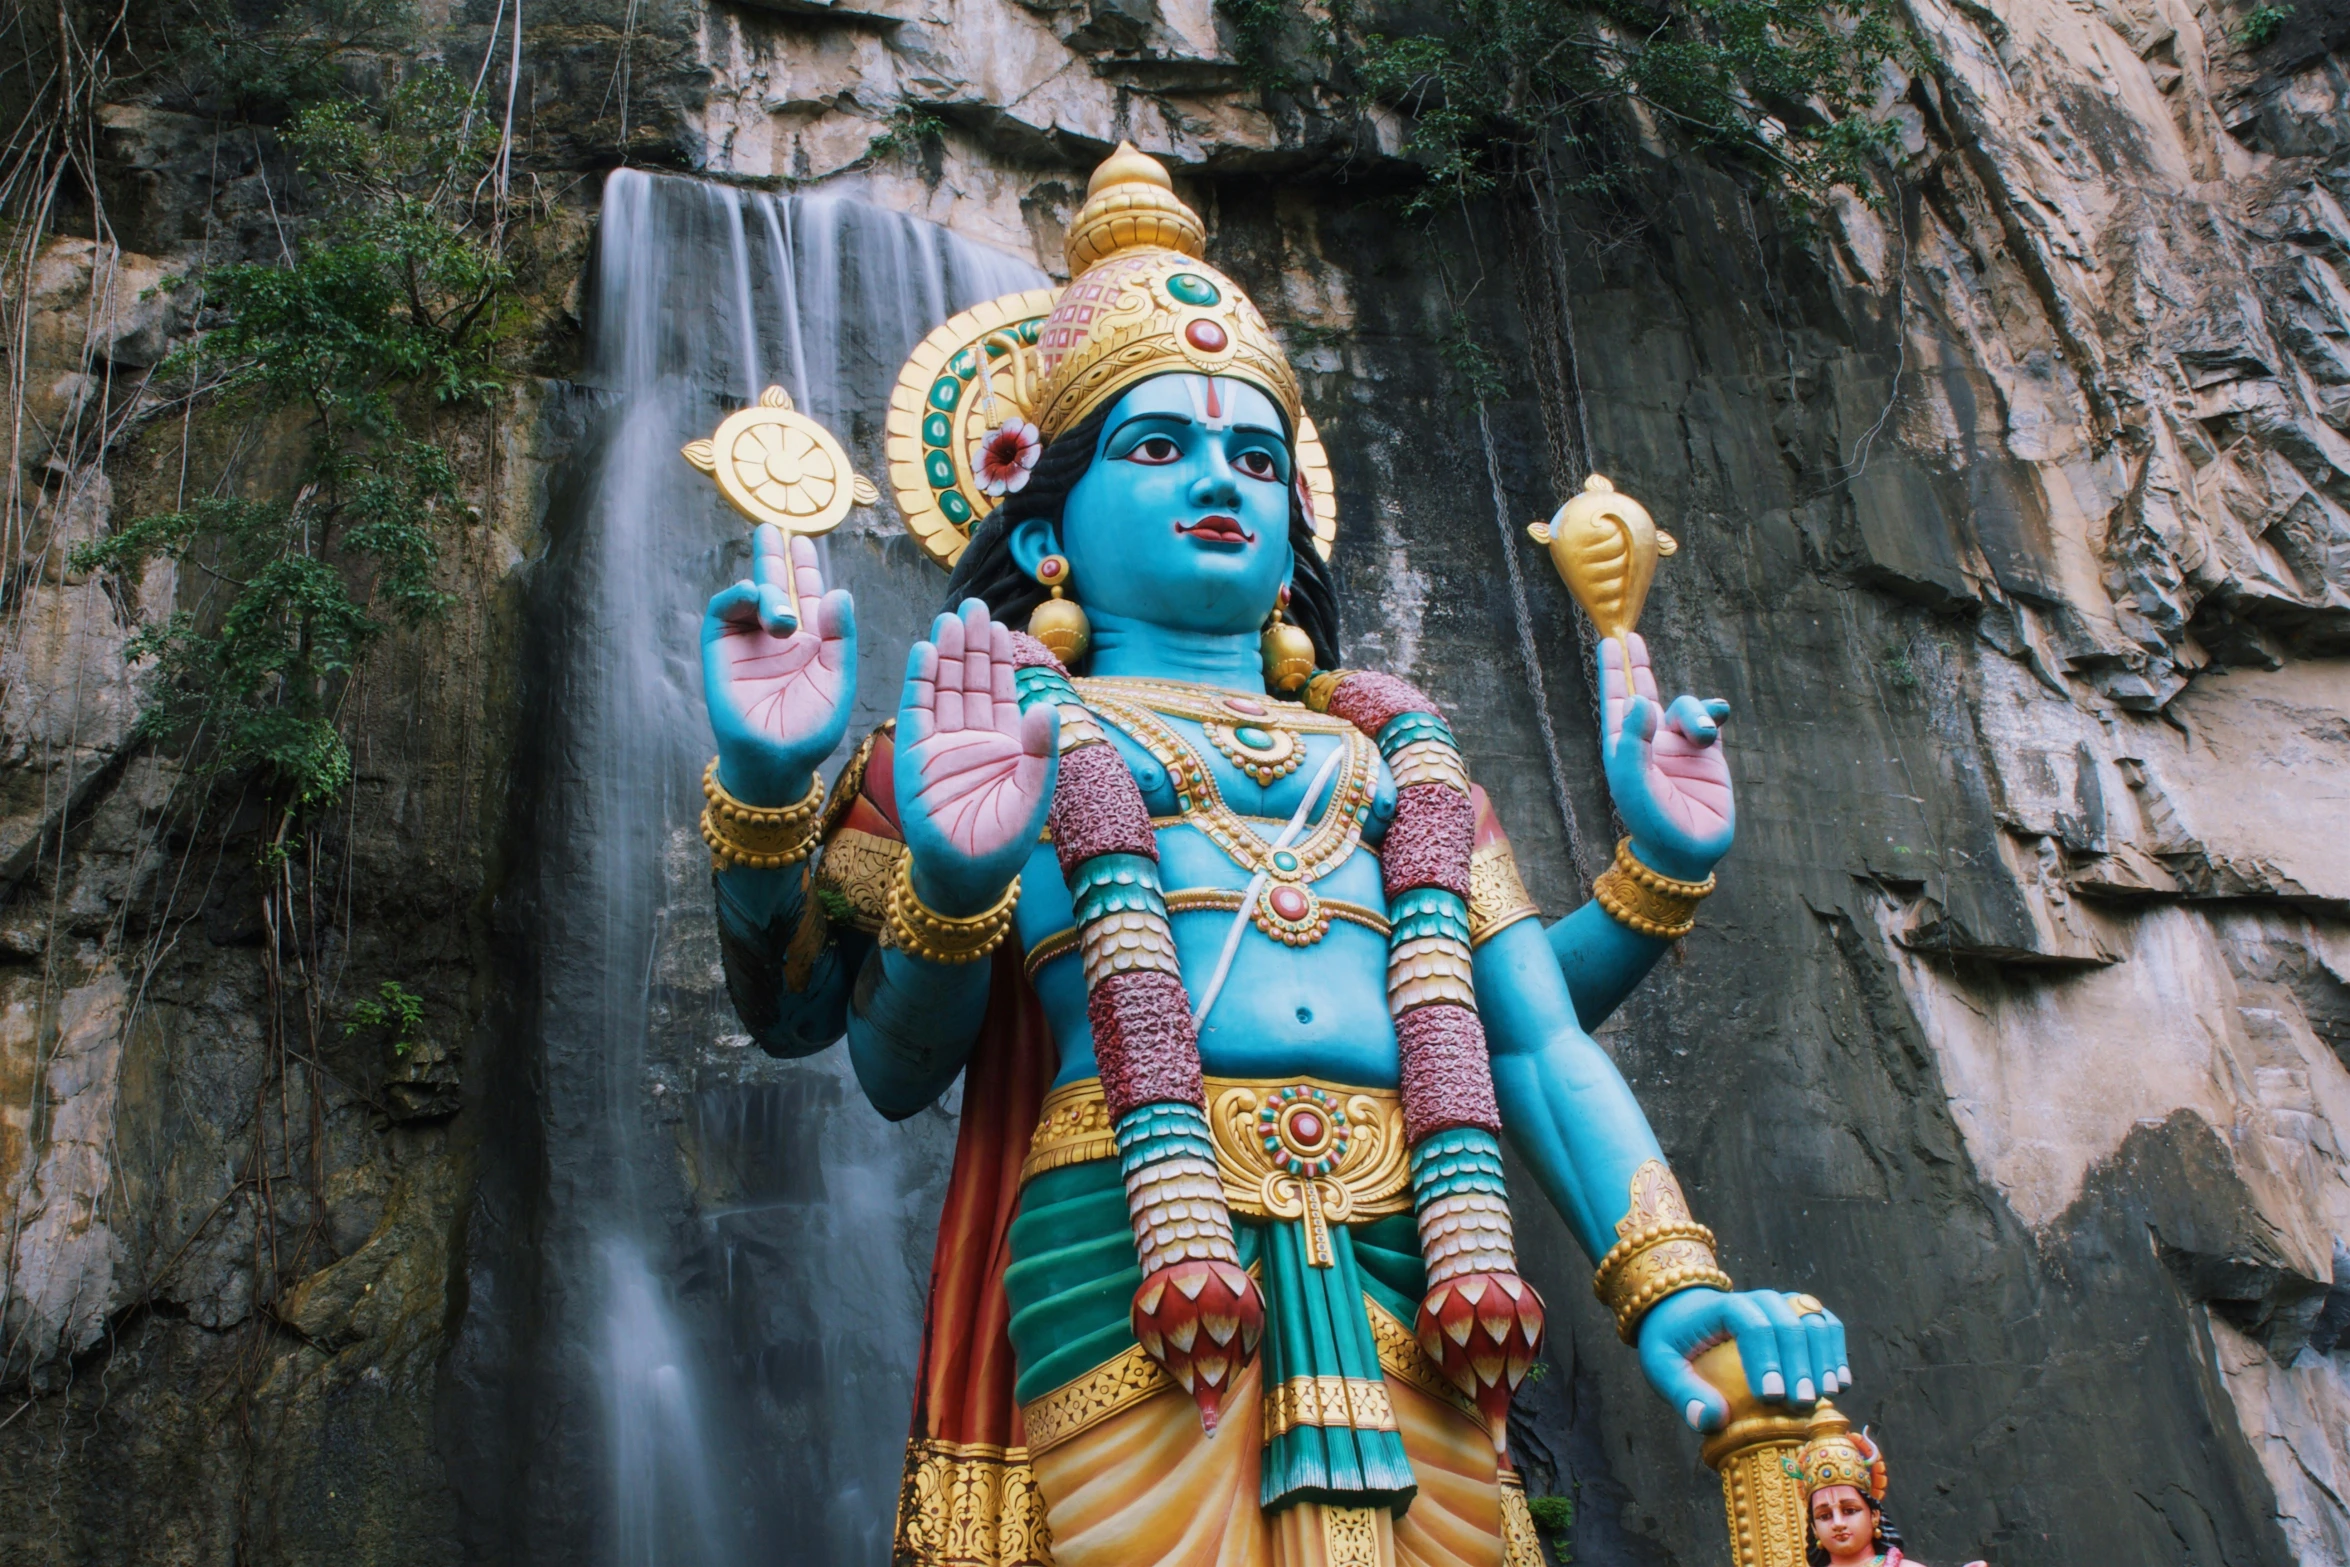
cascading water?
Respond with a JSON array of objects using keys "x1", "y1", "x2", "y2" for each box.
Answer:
[{"x1": 448, "y1": 169, "x2": 1044, "y2": 1567}]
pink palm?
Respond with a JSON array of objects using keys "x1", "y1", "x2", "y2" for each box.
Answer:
[
  {"x1": 898, "y1": 601, "x2": 1057, "y2": 899},
  {"x1": 1602, "y1": 633, "x2": 1733, "y2": 847},
  {"x1": 713, "y1": 531, "x2": 849, "y2": 749}
]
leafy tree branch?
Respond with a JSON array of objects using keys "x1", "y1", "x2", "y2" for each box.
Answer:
[{"x1": 77, "y1": 62, "x2": 531, "y2": 818}]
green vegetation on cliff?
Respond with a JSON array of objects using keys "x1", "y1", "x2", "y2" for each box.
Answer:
[
  {"x1": 74, "y1": 62, "x2": 526, "y2": 819},
  {"x1": 1218, "y1": 0, "x2": 1910, "y2": 210}
]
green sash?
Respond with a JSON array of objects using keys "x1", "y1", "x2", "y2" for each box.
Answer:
[{"x1": 1005, "y1": 1159, "x2": 1424, "y2": 1513}]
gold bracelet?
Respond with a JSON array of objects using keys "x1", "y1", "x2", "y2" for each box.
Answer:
[
  {"x1": 701, "y1": 759, "x2": 825, "y2": 872},
  {"x1": 1592, "y1": 1220, "x2": 1734, "y2": 1343},
  {"x1": 885, "y1": 853, "x2": 1020, "y2": 965},
  {"x1": 1592, "y1": 836, "x2": 1716, "y2": 940}
]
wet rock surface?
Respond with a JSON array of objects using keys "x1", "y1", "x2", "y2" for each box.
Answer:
[{"x1": 0, "y1": 0, "x2": 2345, "y2": 1562}]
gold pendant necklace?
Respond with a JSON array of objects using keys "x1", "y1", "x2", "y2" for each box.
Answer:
[
  {"x1": 1202, "y1": 718, "x2": 1302, "y2": 787},
  {"x1": 1077, "y1": 680, "x2": 1375, "y2": 948}
]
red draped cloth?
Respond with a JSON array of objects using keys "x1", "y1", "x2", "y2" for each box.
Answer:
[{"x1": 842, "y1": 719, "x2": 1054, "y2": 1567}]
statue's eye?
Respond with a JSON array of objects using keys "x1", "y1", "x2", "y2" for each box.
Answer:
[
  {"x1": 1233, "y1": 449, "x2": 1278, "y2": 480},
  {"x1": 1126, "y1": 435, "x2": 1181, "y2": 464}
]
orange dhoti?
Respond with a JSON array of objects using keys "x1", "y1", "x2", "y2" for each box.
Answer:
[
  {"x1": 889, "y1": 973, "x2": 1543, "y2": 1567},
  {"x1": 1026, "y1": 1350, "x2": 1542, "y2": 1567}
]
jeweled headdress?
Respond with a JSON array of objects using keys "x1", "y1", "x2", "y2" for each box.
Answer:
[
  {"x1": 885, "y1": 143, "x2": 1337, "y2": 569},
  {"x1": 1794, "y1": 1425, "x2": 1887, "y2": 1503}
]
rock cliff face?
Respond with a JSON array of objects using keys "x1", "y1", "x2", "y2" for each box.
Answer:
[{"x1": 1, "y1": 0, "x2": 2346, "y2": 1561}]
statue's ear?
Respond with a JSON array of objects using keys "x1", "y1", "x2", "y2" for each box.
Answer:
[{"x1": 1006, "y1": 515, "x2": 1062, "y2": 580}]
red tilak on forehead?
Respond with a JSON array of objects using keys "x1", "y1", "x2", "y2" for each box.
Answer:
[{"x1": 1205, "y1": 376, "x2": 1222, "y2": 420}]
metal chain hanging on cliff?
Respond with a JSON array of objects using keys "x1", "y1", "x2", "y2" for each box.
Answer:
[{"x1": 1491, "y1": 194, "x2": 1608, "y2": 897}]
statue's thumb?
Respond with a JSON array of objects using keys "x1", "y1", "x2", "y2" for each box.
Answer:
[
  {"x1": 1019, "y1": 701, "x2": 1059, "y2": 758},
  {"x1": 1639, "y1": 1334, "x2": 1727, "y2": 1433}
]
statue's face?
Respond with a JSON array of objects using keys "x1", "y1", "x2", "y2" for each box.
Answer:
[
  {"x1": 1808, "y1": 1487, "x2": 1873, "y2": 1560},
  {"x1": 1043, "y1": 373, "x2": 1295, "y2": 634}
]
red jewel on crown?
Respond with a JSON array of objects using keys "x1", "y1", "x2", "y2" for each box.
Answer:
[{"x1": 1185, "y1": 318, "x2": 1228, "y2": 352}]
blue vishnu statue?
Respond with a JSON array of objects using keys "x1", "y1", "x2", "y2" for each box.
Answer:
[{"x1": 691, "y1": 143, "x2": 1849, "y2": 1567}]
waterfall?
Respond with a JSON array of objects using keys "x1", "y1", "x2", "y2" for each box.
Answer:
[{"x1": 456, "y1": 169, "x2": 1046, "y2": 1567}]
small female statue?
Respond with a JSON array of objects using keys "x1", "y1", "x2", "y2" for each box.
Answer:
[{"x1": 1797, "y1": 1427, "x2": 1986, "y2": 1567}]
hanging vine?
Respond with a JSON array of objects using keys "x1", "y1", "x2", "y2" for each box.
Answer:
[{"x1": 0, "y1": 8, "x2": 541, "y2": 1547}]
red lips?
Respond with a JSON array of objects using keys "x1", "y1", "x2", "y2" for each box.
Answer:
[{"x1": 1178, "y1": 514, "x2": 1252, "y2": 544}]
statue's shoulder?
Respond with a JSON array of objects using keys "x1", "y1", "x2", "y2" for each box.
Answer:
[
  {"x1": 1466, "y1": 784, "x2": 1543, "y2": 946},
  {"x1": 810, "y1": 721, "x2": 905, "y2": 936}
]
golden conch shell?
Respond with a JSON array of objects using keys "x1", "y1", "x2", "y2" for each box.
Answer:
[
  {"x1": 682, "y1": 385, "x2": 880, "y2": 537},
  {"x1": 1526, "y1": 473, "x2": 1679, "y2": 661}
]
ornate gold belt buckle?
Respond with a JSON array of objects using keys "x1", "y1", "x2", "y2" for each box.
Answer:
[{"x1": 1207, "y1": 1078, "x2": 1411, "y2": 1268}]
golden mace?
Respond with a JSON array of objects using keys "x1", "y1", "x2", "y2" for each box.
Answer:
[
  {"x1": 1691, "y1": 1342, "x2": 1851, "y2": 1566},
  {"x1": 1529, "y1": 482, "x2": 1826, "y2": 1565}
]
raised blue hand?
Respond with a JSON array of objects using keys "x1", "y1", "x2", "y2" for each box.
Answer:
[
  {"x1": 1548, "y1": 630, "x2": 1738, "y2": 1029},
  {"x1": 701, "y1": 523, "x2": 857, "y2": 807},
  {"x1": 701, "y1": 524, "x2": 857, "y2": 950},
  {"x1": 843, "y1": 600, "x2": 1058, "y2": 1118},
  {"x1": 1599, "y1": 631, "x2": 1734, "y2": 882},
  {"x1": 890, "y1": 599, "x2": 1059, "y2": 913}
]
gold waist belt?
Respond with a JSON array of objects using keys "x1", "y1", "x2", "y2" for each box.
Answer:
[{"x1": 1023, "y1": 1075, "x2": 1412, "y2": 1264}]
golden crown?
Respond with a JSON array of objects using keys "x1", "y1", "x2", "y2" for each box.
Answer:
[
  {"x1": 1793, "y1": 1427, "x2": 1886, "y2": 1503},
  {"x1": 1029, "y1": 144, "x2": 1303, "y2": 441},
  {"x1": 883, "y1": 143, "x2": 1331, "y2": 570}
]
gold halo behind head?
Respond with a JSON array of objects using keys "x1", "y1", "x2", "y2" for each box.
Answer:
[
  {"x1": 882, "y1": 287, "x2": 1063, "y2": 569},
  {"x1": 882, "y1": 143, "x2": 1335, "y2": 571}
]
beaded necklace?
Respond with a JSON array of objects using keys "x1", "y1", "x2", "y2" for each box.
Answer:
[{"x1": 1080, "y1": 683, "x2": 1377, "y2": 946}]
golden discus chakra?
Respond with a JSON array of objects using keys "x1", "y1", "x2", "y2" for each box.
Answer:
[{"x1": 682, "y1": 385, "x2": 881, "y2": 537}]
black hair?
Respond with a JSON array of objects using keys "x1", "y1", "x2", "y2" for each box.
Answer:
[
  {"x1": 1805, "y1": 1494, "x2": 1901, "y2": 1567},
  {"x1": 940, "y1": 398, "x2": 1341, "y2": 678}
]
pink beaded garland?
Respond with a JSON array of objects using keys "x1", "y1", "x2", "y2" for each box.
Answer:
[
  {"x1": 1052, "y1": 741, "x2": 1160, "y2": 872},
  {"x1": 1090, "y1": 970, "x2": 1208, "y2": 1116},
  {"x1": 1008, "y1": 629, "x2": 1060, "y2": 669},
  {"x1": 1396, "y1": 1003, "x2": 1503, "y2": 1142},
  {"x1": 1382, "y1": 784, "x2": 1475, "y2": 900},
  {"x1": 1322, "y1": 671, "x2": 1436, "y2": 736}
]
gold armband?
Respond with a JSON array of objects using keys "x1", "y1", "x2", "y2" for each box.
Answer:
[
  {"x1": 700, "y1": 759, "x2": 825, "y2": 872},
  {"x1": 1592, "y1": 836, "x2": 1715, "y2": 940},
  {"x1": 884, "y1": 853, "x2": 1020, "y2": 965},
  {"x1": 1592, "y1": 1158, "x2": 1733, "y2": 1342},
  {"x1": 1467, "y1": 837, "x2": 1541, "y2": 946}
]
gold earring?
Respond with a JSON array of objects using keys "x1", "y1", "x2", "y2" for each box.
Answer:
[
  {"x1": 1259, "y1": 587, "x2": 1315, "y2": 695},
  {"x1": 1028, "y1": 554, "x2": 1090, "y2": 666}
]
